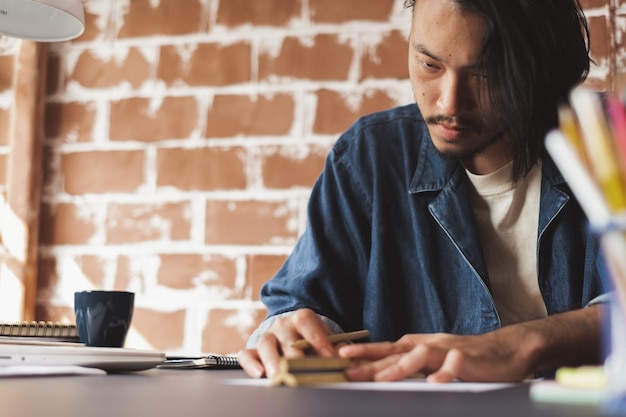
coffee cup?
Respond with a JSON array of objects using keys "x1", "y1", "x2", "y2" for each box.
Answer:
[{"x1": 74, "y1": 290, "x2": 134, "y2": 347}]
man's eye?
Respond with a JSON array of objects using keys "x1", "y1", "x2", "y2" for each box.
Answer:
[{"x1": 419, "y1": 59, "x2": 439, "y2": 71}]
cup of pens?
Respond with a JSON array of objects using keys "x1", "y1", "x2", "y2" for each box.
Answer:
[
  {"x1": 598, "y1": 230, "x2": 626, "y2": 415},
  {"x1": 74, "y1": 290, "x2": 135, "y2": 348},
  {"x1": 548, "y1": 87, "x2": 626, "y2": 415}
]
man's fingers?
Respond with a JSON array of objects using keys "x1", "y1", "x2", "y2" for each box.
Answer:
[
  {"x1": 425, "y1": 370, "x2": 456, "y2": 383},
  {"x1": 237, "y1": 348, "x2": 265, "y2": 378},
  {"x1": 345, "y1": 353, "x2": 405, "y2": 381},
  {"x1": 428, "y1": 348, "x2": 465, "y2": 382},
  {"x1": 372, "y1": 344, "x2": 447, "y2": 381},
  {"x1": 339, "y1": 341, "x2": 410, "y2": 360},
  {"x1": 287, "y1": 309, "x2": 335, "y2": 357},
  {"x1": 255, "y1": 331, "x2": 293, "y2": 378},
  {"x1": 250, "y1": 309, "x2": 338, "y2": 378},
  {"x1": 429, "y1": 348, "x2": 523, "y2": 383},
  {"x1": 345, "y1": 343, "x2": 450, "y2": 382},
  {"x1": 341, "y1": 341, "x2": 415, "y2": 381}
]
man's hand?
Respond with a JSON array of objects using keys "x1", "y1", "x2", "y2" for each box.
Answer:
[
  {"x1": 237, "y1": 308, "x2": 337, "y2": 378},
  {"x1": 339, "y1": 305, "x2": 603, "y2": 383},
  {"x1": 339, "y1": 331, "x2": 531, "y2": 383}
]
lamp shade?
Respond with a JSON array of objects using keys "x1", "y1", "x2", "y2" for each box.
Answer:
[{"x1": 0, "y1": 0, "x2": 84, "y2": 42}]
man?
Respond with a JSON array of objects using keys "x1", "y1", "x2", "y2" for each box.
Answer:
[{"x1": 238, "y1": 0, "x2": 609, "y2": 383}]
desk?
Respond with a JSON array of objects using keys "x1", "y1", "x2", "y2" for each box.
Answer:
[{"x1": 0, "y1": 369, "x2": 603, "y2": 417}]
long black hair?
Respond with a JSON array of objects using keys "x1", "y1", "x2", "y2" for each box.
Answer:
[{"x1": 405, "y1": 0, "x2": 591, "y2": 182}]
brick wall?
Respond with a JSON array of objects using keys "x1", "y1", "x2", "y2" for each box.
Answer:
[{"x1": 0, "y1": 0, "x2": 620, "y2": 355}]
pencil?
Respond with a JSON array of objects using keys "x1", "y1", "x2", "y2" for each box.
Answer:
[{"x1": 291, "y1": 330, "x2": 370, "y2": 349}]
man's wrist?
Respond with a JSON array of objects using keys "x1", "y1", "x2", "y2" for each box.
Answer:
[{"x1": 512, "y1": 305, "x2": 603, "y2": 376}]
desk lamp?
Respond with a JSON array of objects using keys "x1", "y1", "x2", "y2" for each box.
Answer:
[{"x1": 0, "y1": 0, "x2": 84, "y2": 42}]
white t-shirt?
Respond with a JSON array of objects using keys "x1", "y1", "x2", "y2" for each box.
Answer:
[{"x1": 466, "y1": 161, "x2": 548, "y2": 326}]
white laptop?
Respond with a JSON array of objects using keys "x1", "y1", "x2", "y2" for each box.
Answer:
[{"x1": 0, "y1": 338, "x2": 166, "y2": 372}]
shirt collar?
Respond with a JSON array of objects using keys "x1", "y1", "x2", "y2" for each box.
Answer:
[
  {"x1": 408, "y1": 134, "x2": 566, "y2": 194},
  {"x1": 408, "y1": 134, "x2": 465, "y2": 194}
]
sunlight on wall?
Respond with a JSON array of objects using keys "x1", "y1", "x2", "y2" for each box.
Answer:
[
  {"x1": 0, "y1": 193, "x2": 25, "y2": 320},
  {"x1": 0, "y1": 264, "x2": 23, "y2": 320},
  {"x1": 1, "y1": 197, "x2": 27, "y2": 264}
]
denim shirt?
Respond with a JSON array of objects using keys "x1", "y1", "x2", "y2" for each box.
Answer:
[{"x1": 259, "y1": 104, "x2": 609, "y2": 343}]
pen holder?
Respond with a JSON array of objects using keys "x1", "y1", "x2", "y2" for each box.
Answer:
[{"x1": 598, "y1": 226, "x2": 626, "y2": 414}]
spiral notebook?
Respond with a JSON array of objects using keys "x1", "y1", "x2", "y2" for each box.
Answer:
[
  {"x1": 0, "y1": 321, "x2": 79, "y2": 342},
  {"x1": 159, "y1": 354, "x2": 240, "y2": 369}
]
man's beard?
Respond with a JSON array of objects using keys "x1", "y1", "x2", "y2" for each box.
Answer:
[{"x1": 425, "y1": 114, "x2": 504, "y2": 161}]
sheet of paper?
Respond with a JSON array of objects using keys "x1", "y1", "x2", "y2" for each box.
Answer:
[
  {"x1": 225, "y1": 377, "x2": 519, "y2": 392},
  {"x1": 0, "y1": 365, "x2": 106, "y2": 377}
]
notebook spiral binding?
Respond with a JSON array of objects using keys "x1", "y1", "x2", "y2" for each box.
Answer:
[
  {"x1": 0, "y1": 321, "x2": 78, "y2": 338},
  {"x1": 206, "y1": 354, "x2": 240, "y2": 369}
]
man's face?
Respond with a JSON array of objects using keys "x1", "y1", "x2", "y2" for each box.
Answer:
[{"x1": 409, "y1": 0, "x2": 509, "y2": 172}]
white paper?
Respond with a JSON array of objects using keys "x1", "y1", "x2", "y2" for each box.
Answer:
[
  {"x1": 225, "y1": 377, "x2": 518, "y2": 392},
  {"x1": 0, "y1": 365, "x2": 106, "y2": 377}
]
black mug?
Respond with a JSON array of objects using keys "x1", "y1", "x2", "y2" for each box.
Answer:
[{"x1": 74, "y1": 290, "x2": 134, "y2": 347}]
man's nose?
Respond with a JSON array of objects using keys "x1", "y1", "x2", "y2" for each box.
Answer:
[{"x1": 436, "y1": 74, "x2": 472, "y2": 115}]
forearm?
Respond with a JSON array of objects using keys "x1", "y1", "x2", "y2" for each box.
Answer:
[{"x1": 516, "y1": 304, "x2": 605, "y2": 374}]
